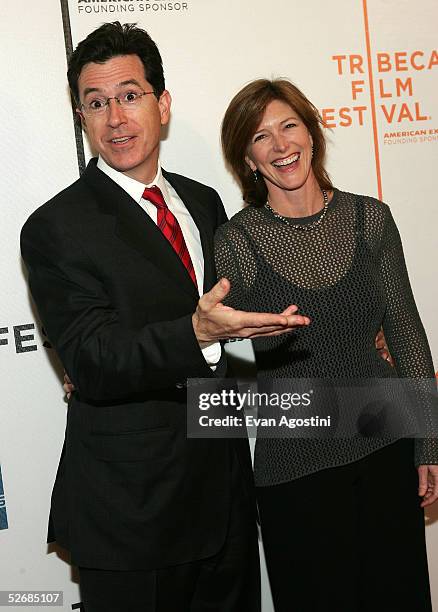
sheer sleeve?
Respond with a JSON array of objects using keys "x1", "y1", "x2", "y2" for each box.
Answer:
[
  {"x1": 379, "y1": 207, "x2": 438, "y2": 465},
  {"x1": 214, "y1": 220, "x2": 255, "y2": 312}
]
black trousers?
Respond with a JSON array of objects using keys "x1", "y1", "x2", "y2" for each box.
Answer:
[
  {"x1": 78, "y1": 451, "x2": 260, "y2": 612},
  {"x1": 257, "y1": 439, "x2": 431, "y2": 612}
]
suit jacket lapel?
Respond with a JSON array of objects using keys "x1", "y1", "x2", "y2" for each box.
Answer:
[
  {"x1": 82, "y1": 160, "x2": 199, "y2": 301},
  {"x1": 163, "y1": 170, "x2": 216, "y2": 295}
]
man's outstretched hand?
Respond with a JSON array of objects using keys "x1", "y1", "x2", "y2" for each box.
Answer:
[{"x1": 192, "y1": 278, "x2": 310, "y2": 347}]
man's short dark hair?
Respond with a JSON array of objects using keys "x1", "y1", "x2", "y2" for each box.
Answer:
[{"x1": 67, "y1": 21, "x2": 165, "y2": 103}]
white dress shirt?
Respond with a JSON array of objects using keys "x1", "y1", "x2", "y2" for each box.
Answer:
[{"x1": 97, "y1": 156, "x2": 221, "y2": 368}]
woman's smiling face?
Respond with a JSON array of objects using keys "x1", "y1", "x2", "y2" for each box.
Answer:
[{"x1": 245, "y1": 99, "x2": 314, "y2": 196}]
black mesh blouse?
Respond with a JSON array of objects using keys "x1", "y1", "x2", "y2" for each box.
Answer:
[{"x1": 215, "y1": 189, "x2": 438, "y2": 486}]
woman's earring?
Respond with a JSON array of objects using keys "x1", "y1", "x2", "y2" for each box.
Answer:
[{"x1": 253, "y1": 170, "x2": 258, "y2": 182}]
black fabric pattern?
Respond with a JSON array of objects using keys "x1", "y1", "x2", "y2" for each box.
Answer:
[{"x1": 215, "y1": 189, "x2": 437, "y2": 486}]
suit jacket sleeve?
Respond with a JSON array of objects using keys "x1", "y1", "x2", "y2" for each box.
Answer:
[{"x1": 21, "y1": 213, "x2": 215, "y2": 403}]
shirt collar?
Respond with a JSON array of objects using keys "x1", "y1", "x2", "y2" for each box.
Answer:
[{"x1": 97, "y1": 156, "x2": 169, "y2": 204}]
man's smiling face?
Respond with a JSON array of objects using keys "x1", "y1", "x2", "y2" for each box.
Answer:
[{"x1": 77, "y1": 54, "x2": 171, "y2": 183}]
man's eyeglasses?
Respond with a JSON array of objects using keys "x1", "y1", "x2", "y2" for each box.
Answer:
[{"x1": 80, "y1": 90, "x2": 156, "y2": 116}]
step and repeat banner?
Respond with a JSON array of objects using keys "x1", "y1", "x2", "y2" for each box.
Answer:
[{"x1": 1, "y1": 0, "x2": 437, "y2": 609}]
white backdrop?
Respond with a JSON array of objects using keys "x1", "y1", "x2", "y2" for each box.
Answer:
[{"x1": 1, "y1": 0, "x2": 437, "y2": 609}]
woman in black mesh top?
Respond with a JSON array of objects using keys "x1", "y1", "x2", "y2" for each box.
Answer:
[{"x1": 215, "y1": 79, "x2": 438, "y2": 612}]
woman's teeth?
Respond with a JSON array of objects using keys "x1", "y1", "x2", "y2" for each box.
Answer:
[{"x1": 272, "y1": 153, "x2": 300, "y2": 167}]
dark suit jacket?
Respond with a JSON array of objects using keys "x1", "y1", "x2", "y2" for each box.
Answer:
[{"x1": 21, "y1": 158, "x2": 255, "y2": 570}]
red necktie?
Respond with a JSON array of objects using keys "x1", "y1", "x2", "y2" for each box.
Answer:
[{"x1": 143, "y1": 186, "x2": 197, "y2": 288}]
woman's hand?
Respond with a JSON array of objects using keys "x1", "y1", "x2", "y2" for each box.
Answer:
[
  {"x1": 418, "y1": 465, "x2": 438, "y2": 507},
  {"x1": 63, "y1": 372, "x2": 75, "y2": 400}
]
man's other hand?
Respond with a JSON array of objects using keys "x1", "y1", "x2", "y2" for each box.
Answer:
[{"x1": 375, "y1": 328, "x2": 394, "y2": 366}]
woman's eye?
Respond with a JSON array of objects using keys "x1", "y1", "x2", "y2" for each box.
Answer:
[
  {"x1": 285, "y1": 122, "x2": 297, "y2": 129},
  {"x1": 253, "y1": 134, "x2": 266, "y2": 143}
]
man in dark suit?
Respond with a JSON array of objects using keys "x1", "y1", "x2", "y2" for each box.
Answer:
[{"x1": 21, "y1": 22, "x2": 308, "y2": 612}]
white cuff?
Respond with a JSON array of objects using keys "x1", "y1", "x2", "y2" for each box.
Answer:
[{"x1": 201, "y1": 341, "x2": 222, "y2": 372}]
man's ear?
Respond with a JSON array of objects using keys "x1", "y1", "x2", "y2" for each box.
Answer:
[
  {"x1": 245, "y1": 154, "x2": 257, "y2": 173},
  {"x1": 76, "y1": 108, "x2": 87, "y2": 132},
  {"x1": 158, "y1": 90, "x2": 172, "y2": 126}
]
